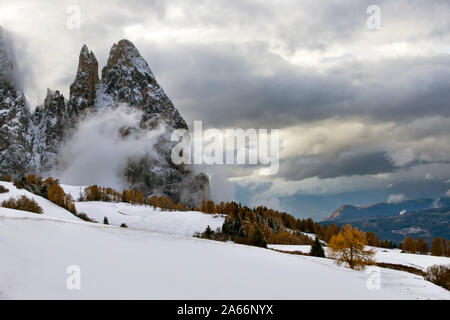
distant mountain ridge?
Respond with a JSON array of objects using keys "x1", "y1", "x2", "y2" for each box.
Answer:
[
  {"x1": 322, "y1": 206, "x2": 450, "y2": 243},
  {"x1": 324, "y1": 197, "x2": 450, "y2": 221},
  {"x1": 323, "y1": 196, "x2": 450, "y2": 243}
]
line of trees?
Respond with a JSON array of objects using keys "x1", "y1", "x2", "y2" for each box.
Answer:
[
  {"x1": 194, "y1": 199, "x2": 400, "y2": 249},
  {"x1": 195, "y1": 201, "x2": 325, "y2": 247},
  {"x1": 400, "y1": 237, "x2": 450, "y2": 256},
  {"x1": 83, "y1": 185, "x2": 122, "y2": 202},
  {"x1": 147, "y1": 195, "x2": 189, "y2": 211},
  {"x1": 12, "y1": 174, "x2": 77, "y2": 214},
  {"x1": 81, "y1": 185, "x2": 189, "y2": 211}
]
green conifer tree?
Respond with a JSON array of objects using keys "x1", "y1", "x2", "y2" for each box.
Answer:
[{"x1": 310, "y1": 236, "x2": 325, "y2": 257}]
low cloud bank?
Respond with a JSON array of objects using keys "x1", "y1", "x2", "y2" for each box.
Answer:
[{"x1": 55, "y1": 105, "x2": 165, "y2": 190}]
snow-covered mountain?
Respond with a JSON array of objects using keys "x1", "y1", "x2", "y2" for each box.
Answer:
[
  {"x1": 324, "y1": 197, "x2": 450, "y2": 221},
  {"x1": 323, "y1": 197, "x2": 450, "y2": 243},
  {"x1": 0, "y1": 28, "x2": 33, "y2": 176},
  {"x1": 0, "y1": 28, "x2": 209, "y2": 206}
]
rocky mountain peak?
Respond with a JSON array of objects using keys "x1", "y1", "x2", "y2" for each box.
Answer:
[
  {"x1": 44, "y1": 88, "x2": 64, "y2": 108},
  {"x1": 69, "y1": 44, "x2": 98, "y2": 112},
  {"x1": 102, "y1": 39, "x2": 155, "y2": 81},
  {"x1": 100, "y1": 39, "x2": 157, "y2": 107},
  {"x1": 99, "y1": 39, "x2": 186, "y2": 129}
]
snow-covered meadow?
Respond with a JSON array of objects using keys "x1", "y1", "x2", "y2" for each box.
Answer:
[
  {"x1": 268, "y1": 245, "x2": 450, "y2": 271},
  {"x1": 0, "y1": 182, "x2": 79, "y2": 221},
  {"x1": 0, "y1": 181, "x2": 224, "y2": 236},
  {"x1": 74, "y1": 201, "x2": 224, "y2": 236},
  {"x1": 0, "y1": 183, "x2": 449, "y2": 299}
]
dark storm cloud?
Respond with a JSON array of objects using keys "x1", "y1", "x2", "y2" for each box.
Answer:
[
  {"x1": 3, "y1": 0, "x2": 450, "y2": 127},
  {"x1": 277, "y1": 150, "x2": 396, "y2": 181},
  {"x1": 146, "y1": 43, "x2": 450, "y2": 129}
]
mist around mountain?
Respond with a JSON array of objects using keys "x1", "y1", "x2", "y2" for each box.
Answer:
[{"x1": 0, "y1": 27, "x2": 209, "y2": 207}]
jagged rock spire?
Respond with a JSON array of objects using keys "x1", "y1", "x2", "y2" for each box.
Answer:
[
  {"x1": 100, "y1": 39, "x2": 187, "y2": 129},
  {"x1": 69, "y1": 44, "x2": 98, "y2": 112},
  {"x1": 102, "y1": 39, "x2": 156, "y2": 82}
]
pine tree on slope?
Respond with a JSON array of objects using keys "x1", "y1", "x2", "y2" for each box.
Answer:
[{"x1": 310, "y1": 236, "x2": 325, "y2": 258}]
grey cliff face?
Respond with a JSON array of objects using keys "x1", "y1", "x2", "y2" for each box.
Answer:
[
  {"x1": 31, "y1": 89, "x2": 68, "y2": 172},
  {"x1": 0, "y1": 28, "x2": 32, "y2": 175}
]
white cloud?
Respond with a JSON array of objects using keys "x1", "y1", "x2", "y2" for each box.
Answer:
[
  {"x1": 233, "y1": 162, "x2": 450, "y2": 198},
  {"x1": 280, "y1": 117, "x2": 450, "y2": 165},
  {"x1": 387, "y1": 193, "x2": 407, "y2": 204},
  {"x1": 249, "y1": 196, "x2": 281, "y2": 211},
  {"x1": 196, "y1": 165, "x2": 236, "y2": 203},
  {"x1": 445, "y1": 190, "x2": 450, "y2": 197},
  {"x1": 55, "y1": 105, "x2": 166, "y2": 190},
  {"x1": 425, "y1": 173, "x2": 436, "y2": 180}
]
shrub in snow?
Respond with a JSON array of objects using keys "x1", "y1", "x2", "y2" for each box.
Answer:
[
  {"x1": 120, "y1": 223, "x2": 128, "y2": 228},
  {"x1": 0, "y1": 185, "x2": 9, "y2": 193},
  {"x1": 425, "y1": 264, "x2": 449, "y2": 291},
  {"x1": 103, "y1": 216, "x2": 109, "y2": 225},
  {"x1": 202, "y1": 225, "x2": 214, "y2": 239},
  {"x1": 13, "y1": 177, "x2": 25, "y2": 189},
  {"x1": 73, "y1": 212, "x2": 97, "y2": 223},
  {"x1": 1, "y1": 195, "x2": 43, "y2": 214}
]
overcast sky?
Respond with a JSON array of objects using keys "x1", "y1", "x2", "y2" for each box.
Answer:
[{"x1": 1, "y1": 0, "x2": 450, "y2": 219}]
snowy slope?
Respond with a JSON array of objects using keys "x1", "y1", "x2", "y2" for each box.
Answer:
[
  {"x1": 59, "y1": 184, "x2": 224, "y2": 236},
  {"x1": 75, "y1": 201, "x2": 224, "y2": 236},
  {"x1": 268, "y1": 244, "x2": 450, "y2": 270},
  {"x1": 0, "y1": 212, "x2": 449, "y2": 300},
  {"x1": 60, "y1": 184, "x2": 85, "y2": 201},
  {"x1": 269, "y1": 244, "x2": 312, "y2": 254},
  {"x1": 0, "y1": 181, "x2": 80, "y2": 221},
  {"x1": 369, "y1": 247, "x2": 450, "y2": 270}
]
